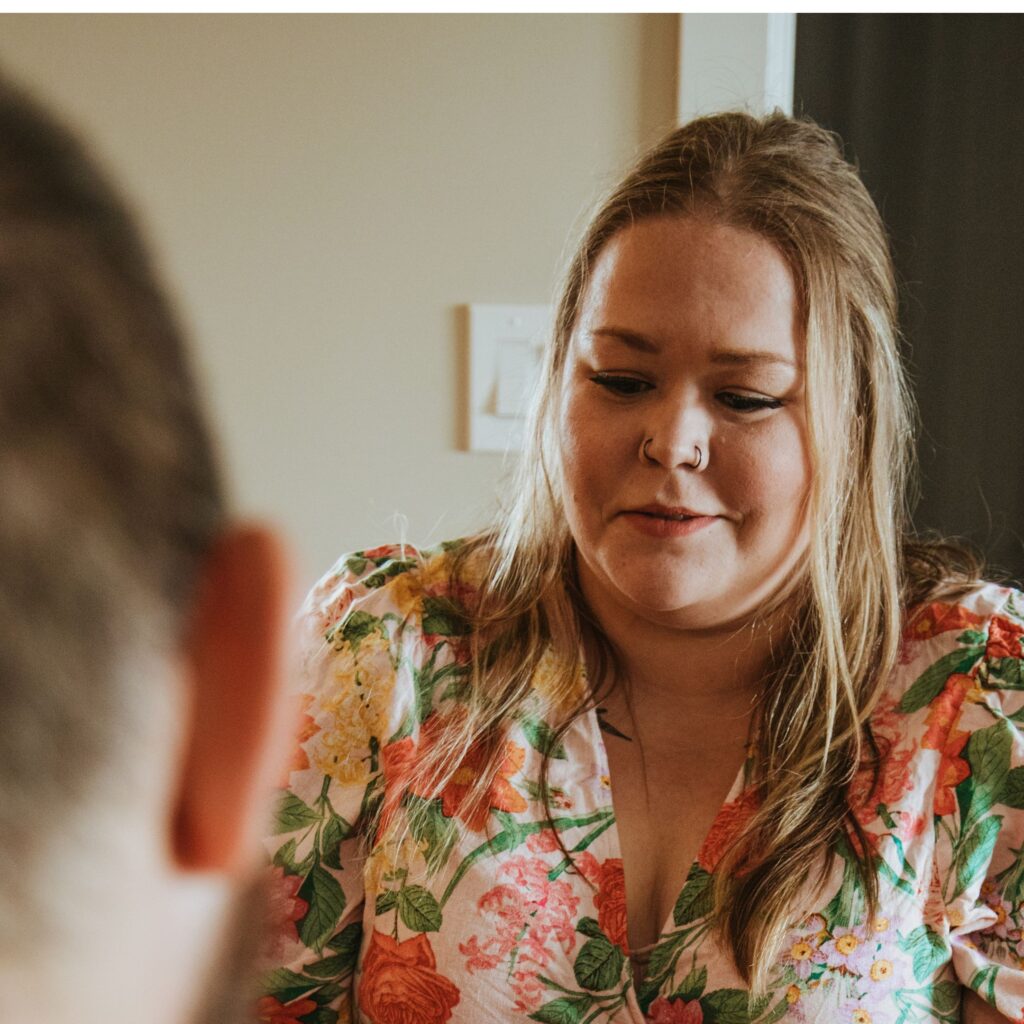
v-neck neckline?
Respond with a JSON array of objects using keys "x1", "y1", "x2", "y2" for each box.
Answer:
[{"x1": 581, "y1": 700, "x2": 748, "y2": 1020}]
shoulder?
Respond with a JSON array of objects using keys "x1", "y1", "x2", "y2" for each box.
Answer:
[
  {"x1": 286, "y1": 539, "x2": 477, "y2": 793},
  {"x1": 295, "y1": 537, "x2": 480, "y2": 706},
  {"x1": 895, "y1": 581, "x2": 1024, "y2": 715},
  {"x1": 298, "y1": 538, "x2": 477, "y2": 650}
]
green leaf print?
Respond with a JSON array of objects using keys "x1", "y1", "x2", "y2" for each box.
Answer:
[
  {"x1": 375, "y1": 890, "x2": 398, "y2": 914},
  {"x1": 398, "y1": 884, "x2": 443, "y2": 932},
  {"x1": 1003, "y1": 767, "x2": 1024, "y2": 809},
  {"x1": 899, "y1": 925, "x2": 950, "y2": 983},
  {"x1": 966, "y1": 720, "x2": 1013, "y2": 822},
  {"x1": 260, "y1": 967, "x2": 319, "y2": 1003},
  {"x1": 987, "y1": 656, "x2": 1024, "y2": 689},
  {"x1": 408, "y1": 794, "x2": 460, "y2": 874},
  {"x1": 304, "y1": 953, "x2": 356, "y2": 980},
  {"x1": 899, "y1": 647, "x2": 984, "y2": 713},
  {"x1": 969, "y1": 964, "x2": 999, "y2": 1003},
  {"x1": 335, "y1": 610, "x2": 383, "y2": 650},
  {"x1": 274, "y1": 791, "x2": 322, "y2": 833},
  {"x1": 344, "y1": 554, "x2": 368, "y2": 576},
  {"x1": 520, "y1": 714, "x2": 568, "y2": 759},
  {"x1": 576, "y1": 917, "x2": 604, "y2": 939},
  {"x1": 573, "y1": 936, "x2": 625, "y2": 991},
  {"x1": 320, "y1": 812, "x2": 353, "y2": 869},
  {"x1": 326, "y1": 920, "x2": 362, "y2": 958},
  {"x1": 672, "y1": 963, "x2": 708, "y2": 1001},
  {"x1": 421, "y1": 595, "x2": 471, "y2": 637},
  {"x1": 953, "y1": 814, "x2": 1003, "y2": 898},
  {"x1": 528, "y1": 996, "x2": 595, "y2": 1024},
  {"x1": 363, "y1": 558, "x2": 418, "y2": 588},
  {"x1": 298, "y1": 865, "x2": 347, "y2": 952},
  {"x1": 927, "y1": 980, "x2": 961, "y2": 1019},
  {"x1": 307, "y1": 1010, "x2": 339, "y2": 1024},
  {"x1": 700, "y1": 988, "x2": 758, "y2": 1024},
  {"x1": 673, "y1": 865, "x2": 714, "y2": 925}
]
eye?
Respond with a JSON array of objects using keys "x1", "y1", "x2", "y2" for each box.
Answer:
[
  {"x1": 589, "y1": 373, "x2": 653, "y2": 397},
  {"x1": 717, "y1": 392, "x2": 784, "y2": 413}
]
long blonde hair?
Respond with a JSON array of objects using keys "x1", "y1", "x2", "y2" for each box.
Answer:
[{"x1": 405, "y1": 111, "x2": 977, "y2": 987}]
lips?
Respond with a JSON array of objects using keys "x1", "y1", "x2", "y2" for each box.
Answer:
[
  {"x1": 619, "y1": 505, "x2": 720, "y2": 539},
  {"x1": 628, "y1": 504, "x2": 711, "y2": 520}
]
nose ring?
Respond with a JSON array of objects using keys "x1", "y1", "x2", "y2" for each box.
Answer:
[{"x1": 640, "y1": 438, "x2": 703, "y2": 469}]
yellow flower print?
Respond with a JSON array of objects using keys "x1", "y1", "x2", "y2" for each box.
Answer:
[
  {"x1": 852, "y1": 1011, "x2": 872, "y2": 1024},
  {"x1": 871, "y1": 917, "x2": 889, "y2": 933},
  {"x1": 531, "y1": 646, "x2": 585, "y2": 711},
  {"x1": 786, "y1": 985, "x2": 801, "y2": 1005},
  {"x1": 789, "y1": 940, "x2": 814, "y2": 961},
  {"x1": 313, "y1": 633, "x2": 396, "y2": 785},
  {"x1": 835, "y1": 933, "x2": 859, "y2": 955},
  {"x1": 869, "y1": 959, "x2": 894, "y2": 982},
  {"x1": 390, "y1": 551, "x2": 452, "y2": 617},
  {"x1": 365, "y1": 832, "x2": 428, "y2": 893}
]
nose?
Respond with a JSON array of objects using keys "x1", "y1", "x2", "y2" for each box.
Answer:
[{"x1": 639, "y1": 397, "x2": 709, "y2": 471}]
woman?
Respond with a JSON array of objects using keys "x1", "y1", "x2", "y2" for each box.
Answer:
[{"x1": 262, "y1": 112, "x2": 1024, "y2": 1024}]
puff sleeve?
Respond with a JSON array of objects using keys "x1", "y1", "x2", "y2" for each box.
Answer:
[
  {"x1": 937, "y1": 590, "x2": 1024, "y2": 1017},
  {"x1": 258, "y1": 546, "x2": 418, "y2": 1024}
]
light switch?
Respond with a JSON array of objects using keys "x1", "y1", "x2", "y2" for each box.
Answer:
[{"x1": 466, "y1": 304, "x2": 550, "y2": 452}]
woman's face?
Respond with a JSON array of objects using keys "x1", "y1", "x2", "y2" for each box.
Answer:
[{"x1": 557, "y1": 215, "x2": 811, "y2": 632}]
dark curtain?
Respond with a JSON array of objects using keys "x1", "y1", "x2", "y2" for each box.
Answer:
[{"x1": 794, "y1": 14, "x2": 1024, "y2": 585}]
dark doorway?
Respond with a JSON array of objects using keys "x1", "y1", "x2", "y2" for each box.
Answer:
[{"x1": 795, "y1": 14, "x2": 1024, "y2": 585}]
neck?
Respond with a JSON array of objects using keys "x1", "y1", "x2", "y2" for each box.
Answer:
[{"x1": 577, "y1": 561, "x2": 790, "y2": 719}]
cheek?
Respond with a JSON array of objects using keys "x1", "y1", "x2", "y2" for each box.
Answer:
[{"x1": 727, "y1": 419, "x2": 811, "y2": 531}]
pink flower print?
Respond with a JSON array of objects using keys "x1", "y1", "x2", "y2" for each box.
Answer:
[
  {"x1": 510, "y1": 968, "x2": 545, "y2": 1012},
  {"x1": 647, "y1": 996, "x2": 704, "y2": 1024},
  {"x1": 526, "y1": 829, "x2": 561, "y2": 854},
  {"x1": 982, "y1": 891, "x2": 1018, "y2": 941},
  {"x1": 460, "y1": 855, "x2": 582, "y2": 1013},
  {"x1": 864, "y1": 915, "x2": 896, "y2": 945},
  {"x1": 574, "y1": 850, "x2": 602, "y2": 886},
  {"x1": 780, "y1": 931, "x2": 823, "y2": 980},
  {"x1": 821, "y1": 925, "x2": 875, "y2": 975},
  {"x1": 459, "y1": 885, "x2": 527, "y2": 971},
  {"x1": 895, "y1": 812, "x2": 928, "y2": 841}
]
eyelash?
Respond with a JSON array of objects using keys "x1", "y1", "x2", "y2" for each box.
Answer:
[{"x1": 589, "y1": 374, "x2": 784, "y2": 412}]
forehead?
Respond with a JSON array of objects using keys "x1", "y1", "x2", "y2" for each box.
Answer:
[{"x1": 576, "y1": 216, "x2": 802, "y2": 359}]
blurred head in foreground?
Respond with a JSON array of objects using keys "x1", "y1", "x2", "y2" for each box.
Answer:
[{"x1": 0, "y1": 79, "x2": 291, "y2": 1023}]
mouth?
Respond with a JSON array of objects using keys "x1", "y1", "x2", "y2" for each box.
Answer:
[
  {"x1": 619, "y1": 505, "x2": 719, "y2": 538},
  {"x1": 628, "y1": 505, "x2": 713, "y2": 521}
]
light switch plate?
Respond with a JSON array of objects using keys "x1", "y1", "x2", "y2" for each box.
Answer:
[{"x1": 467, "y1": 304, "x2": 550, "y2": 452}]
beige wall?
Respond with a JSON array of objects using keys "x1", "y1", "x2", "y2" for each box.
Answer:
[{"x1": 0, "y1": 14, "x2": 677, "y2": 588}]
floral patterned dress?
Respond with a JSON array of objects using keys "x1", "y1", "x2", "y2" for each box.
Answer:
[{"x1": 260, "y1": 542, "x2": 1024, "y2": 1024}]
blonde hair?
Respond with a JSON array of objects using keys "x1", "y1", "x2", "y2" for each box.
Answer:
[{"x1": 403, "y1": 111, "x2": 977, "y2": 988}]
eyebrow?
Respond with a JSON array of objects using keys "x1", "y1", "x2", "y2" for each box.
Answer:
[{"x1": 590, "y1": 327, "x2": 797, "y2": 369}]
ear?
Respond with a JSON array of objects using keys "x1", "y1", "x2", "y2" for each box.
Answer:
[{"x1": 170, "y1": 524, "x2": 294, "y2": 873}]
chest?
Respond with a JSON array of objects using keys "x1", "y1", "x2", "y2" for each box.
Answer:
[{"x1": 601, "y1": 732, "x2": 747, "y2": 955}]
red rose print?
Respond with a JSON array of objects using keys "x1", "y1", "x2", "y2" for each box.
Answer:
[
  {"x1": 934, "y1": 728, "x2": 971, "y2": 816},
  {"x1": 987, "y1": 615, "x2": 1024, "y2": 661},
  {"x1": 379, "y1": 735, "x2": 418, "y2": 836},
  {"x1": 260, "y1": 867, "x2": 309, "y2": 962},
  {"x1": 647, "y1": 996, "x2": 704, "y2": 1024},
  {"x1": 359, "y1": 930, "x2": 461, "y2": 1024},
  {"x1": 921, "y1": 674, "x2": 974, "y2": 751},
  {"x1": 594, "y1": 858, "x2": 629, "y2": 951},
  {"x1": 697, "y1": 788, "x2": 759, "y2": 873},
  {"x1": 280, "y1": 693, "x2": 319, "y2": 787},
  {"x1": 903, "y1": 602, "x2": 983, "y2": 643},
  {"x1": 257, "y1": 995, "x2": 317, "y2": 1024},
  {"x1": 849, "y1": 734, "x2": 915, "y2": 825}
]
